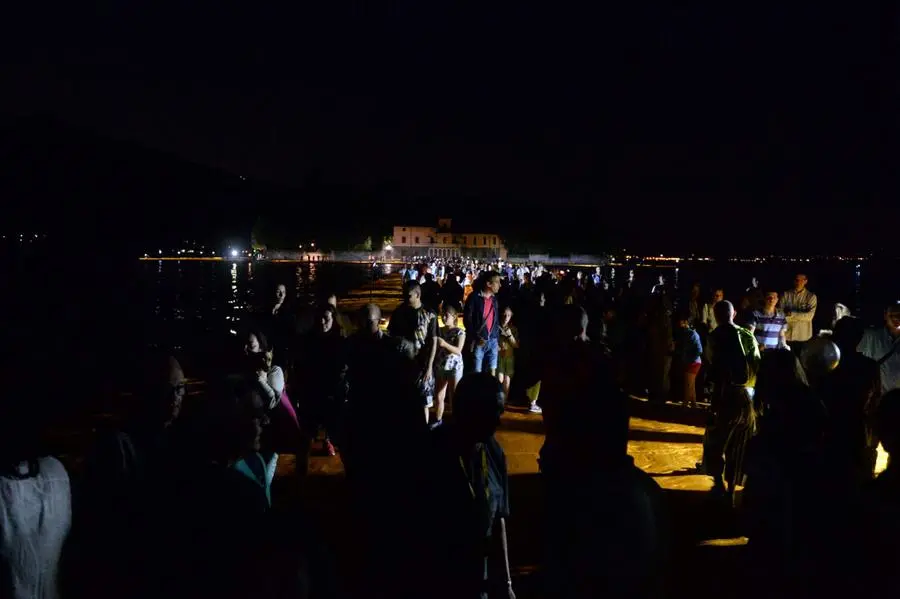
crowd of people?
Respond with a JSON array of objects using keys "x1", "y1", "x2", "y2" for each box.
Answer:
[{"x1": 2, "y1": 256, "x2": 900, "y2": 599}]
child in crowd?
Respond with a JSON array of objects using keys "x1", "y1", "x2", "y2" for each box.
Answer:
[
  {"x1": 497, "y1": 306, "x2": 519, "y2": 401},
  {"x1": 434, "y1": 304, "x2": 466, "y2": 428},
  {"x1": 674, "y1": 309, "x2": 703, "y2": 408}
]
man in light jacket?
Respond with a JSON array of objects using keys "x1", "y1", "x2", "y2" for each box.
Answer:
[{"x1": 782, "y1": 274, "x2": 818, "y2": 353}]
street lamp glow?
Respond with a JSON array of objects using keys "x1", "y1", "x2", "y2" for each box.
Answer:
[
  {"x1": 384, "y1": 244, "x2": 393, "y2": 251},
  {"x1": 231, "y1": 249, "x2": 239, "y2": 257}
]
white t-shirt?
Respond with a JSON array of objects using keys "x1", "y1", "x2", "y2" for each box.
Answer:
[{"x1": 0, "y1": 457, "x2": 72, "y2": 599}]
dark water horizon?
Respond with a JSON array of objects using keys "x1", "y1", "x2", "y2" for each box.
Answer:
[{"x1": 5, "y1": 257, "x2": 377, "y2": 387}]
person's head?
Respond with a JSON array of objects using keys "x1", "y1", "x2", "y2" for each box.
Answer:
[
  {"x1": 274, "y1": 284, "x2": 287, "y2": 305},
  {"x1": 601, "y1": 279, "x2": 610, "y2": 291},
  {"x1": 875, "y1": 390, "x2": 900, "y2": 456},
  {"x1": 763, "y1": 291, "x2": 779, "y2": 312},
  {"x1": 318, "y1": 304, "x2": 339, "y2": 335},
  {"x1": 831, "y1": 303, "x2": 851, "y2": 328},
  {"x1": 358, "y1": 303, "x2": 382, "y2": 335},
  {"x1": 537, "y1": 290, "x2": 547, "y2": 307},
  {"x1": 560, "y1": 305, "x2": 589, "y2": 341},
  {"x1": 676, "y1": 308, "x2": 692, "y2": 329},
  {"x1": 405, "y1": 281, "x2": 422, "y2": 308},
  {"x1": 453, "y1": 373, "x2": 505, "y2": 444},
  {"x1": 244, "y1": 329, "x2": 273, "y2": 370},
  {"x1": 712, "y1": 288, "x2": 725, "y2": 304},
  {"x1": 793, "y1": 273, "x2": 808, "y2": 292},
  {"x1": 751, "y1": 277, "x2": 759, "y2": 288},
  {"x1": 501, "y1": 305, "x2": 513, "y2": 326},
  {"x1": 713, "y1": 300, "x2": 735, "y2": 326},
  {"x1": 736, "y1": 310, "x2": 757, "y2": 332},
  {"x1": 317, "y1": 290, "x2": 337, "y2": 308},
  {"x1": 245, "y1": 330, "x2": 270, "y2": 355},
  {"x1": 442, "y1": 303, "x2": 459, "y2": 328},
  {"x1": 207, "y1": 382, "x2": 269, "y2": 460},
  {"x1": 481, "y1": 271, "x2": 502, "y2": 296},
  {"x1": 138, "y1": 353, "x2": 187, "y2": 429},
  {"x1": 885, "y1": 301, "x2": 900, "y2": 338},
  {"x1": 690, "y1": 282, "x2": 701, "y2": 298},
  {"x1": 833, "y1": 315, "x2": 865, "y2": 353},
  {"x1": 602, "y1": 304, "x2": 617, "y2": 322}
]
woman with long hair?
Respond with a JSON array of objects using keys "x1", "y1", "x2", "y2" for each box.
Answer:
[
  {"x1": 242, "y1": 329, "x2": 299, "y2": 454},
  {"x1": 296, "y1": 304, "x2": 348, "y2": 461}
]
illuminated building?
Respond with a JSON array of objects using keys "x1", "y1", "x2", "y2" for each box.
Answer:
[{"x1": 391, "y1": 218, "x2": 507, "y2": 259}]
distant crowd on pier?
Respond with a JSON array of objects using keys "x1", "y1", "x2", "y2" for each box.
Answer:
[{"x1": 2, "y1": 255, "x2": 900, "y2": 599}]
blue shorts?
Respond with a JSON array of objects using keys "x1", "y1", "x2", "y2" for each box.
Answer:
[{"x1": 472, "y1": 337, "x2": 499, "y2": 373}]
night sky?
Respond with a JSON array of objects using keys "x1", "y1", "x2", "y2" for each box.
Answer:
[{"x1": 1, "y1": 4, "x2": 894, "y2": 254}]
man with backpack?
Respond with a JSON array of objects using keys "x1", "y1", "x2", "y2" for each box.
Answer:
[{"x1": 699, "y1": 300, "x2": 762, "y2": 497}]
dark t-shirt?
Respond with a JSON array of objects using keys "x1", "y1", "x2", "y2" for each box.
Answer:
[
  {"x1": 388, "y1": 304, "x2": 437, "y2": 363},
  {"x1": 429, "y1": 428, "x2": 510, "y2": 595}
]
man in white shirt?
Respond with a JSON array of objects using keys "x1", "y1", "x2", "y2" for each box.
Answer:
[
  {"x1": 782, "y1": 273, "x2": 818, "y2": 351},
  {"x1": 702, "y1": 288, "x2": 725, "y2": 333}
]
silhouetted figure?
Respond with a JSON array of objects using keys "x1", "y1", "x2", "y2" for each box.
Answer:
[
  {"x1": 295, "y1": 304, "x2": 347, "y2": 464},
  {"x1": 823, "y1": 316, "x2": 882, "y2": 483},
  {"x1": 856, "y1": 390, "x2": 900, "y2": 596},
  {"x1": 260, "y1": 283, "x2": 298, "y2": 369},
  {"x1": 742, "y1": 349, "x2": 829, "y2": 598},
  {"x1": 77, "y1": 352, "x2": 189, "y2": 598},
  {"x1": 700, "y1": 301, "x2": 760, "y2": 498},
  {"x1": 343, "y1": 304, "x2": 430, "y2": 599},
  {"x1": 442, "y1": 273, "x2": 465, "y2": 312},
  {"x1": 420, "y1": 272, "x2": 442, "y2": 313},
  {"x1": 135, "y1": 384, "x2": 277, "y2": 599},
  {"x1": 541, "y1": 305, "x2": 666, "y2": 598},
  {"x1": 430, "y1": 373, "x2": 515, "y2": 599}
]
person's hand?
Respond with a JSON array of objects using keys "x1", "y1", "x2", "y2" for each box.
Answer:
[
  {"x1": 257, "y1": 370, "x2": 268, "y2": 382},
  {"x1": 424, "y1": 368, "x2": 434, "y2": 383}
]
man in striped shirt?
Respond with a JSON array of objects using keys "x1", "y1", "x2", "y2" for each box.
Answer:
[{"x1": 753, "y1": 291, "x2": 788, "y2": 351}]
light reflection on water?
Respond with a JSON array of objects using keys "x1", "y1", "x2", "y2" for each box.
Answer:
[{"x1": 140, "y1": 260, "x2": 371, "y2": 350}]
